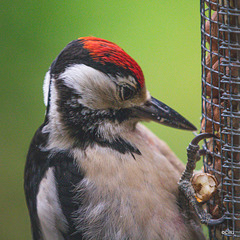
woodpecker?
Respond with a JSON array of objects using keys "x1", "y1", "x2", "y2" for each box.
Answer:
[{"x1": 24, "y1": 37, "x2": 205, "y2": 240}]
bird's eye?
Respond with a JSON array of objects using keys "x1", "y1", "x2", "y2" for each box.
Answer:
[{"x1": 119, "y1": 85, "x2": 136, "y2": 101}]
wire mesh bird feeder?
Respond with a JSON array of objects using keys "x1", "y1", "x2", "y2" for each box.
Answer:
[{"x1": 201, "y1": 0, "x2": 240, "y2": 238}]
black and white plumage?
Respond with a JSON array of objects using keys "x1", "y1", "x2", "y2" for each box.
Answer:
[{"x1": 24, "y1": 37, "x2": 205, "y2": 240}]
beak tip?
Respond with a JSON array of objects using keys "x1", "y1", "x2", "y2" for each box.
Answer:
[
  {"x1": 180, "y1": 121, "x2": 197, "y2": 131},
  {"x1": 188, "y1": 124, "x2": 197, "y2": 131}
]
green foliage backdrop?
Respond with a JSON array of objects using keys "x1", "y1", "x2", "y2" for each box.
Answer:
[{"x1": 1, "y1": 1, "x2": 201, "y2": 239}]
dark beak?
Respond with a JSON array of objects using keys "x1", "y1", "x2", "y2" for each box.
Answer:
[{"x1": 132, "y1": 96, "x2": 197, "y2": 131}]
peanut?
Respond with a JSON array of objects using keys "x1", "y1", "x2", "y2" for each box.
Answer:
[
  {"x1": 205, "y1": 0, "x2": 218, "y2": 11},
  {"x1": 191, "y1": 173, "x2": 218, "y2": 202}
]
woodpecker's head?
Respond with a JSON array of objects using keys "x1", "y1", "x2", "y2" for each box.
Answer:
[{"x1": 43, "y1": 37, "x2": 196, "y2": 150}]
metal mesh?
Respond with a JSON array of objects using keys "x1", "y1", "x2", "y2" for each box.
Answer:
[{"x1": 201, "y1": 0, "x2": 240, "y2": 239}]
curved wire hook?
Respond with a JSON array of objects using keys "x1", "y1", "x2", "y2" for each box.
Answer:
[{"x1": 179, "y1": 133, "x2": 225, "y2": 226}]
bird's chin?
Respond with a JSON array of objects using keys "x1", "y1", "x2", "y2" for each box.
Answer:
[{"x1": 131, "y1": 96, "x2": 197, "y2": 131}]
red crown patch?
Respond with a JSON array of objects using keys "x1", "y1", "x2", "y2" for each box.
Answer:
[{"x1": 79, "y1": 37, "x2": 145, "y2": 88}]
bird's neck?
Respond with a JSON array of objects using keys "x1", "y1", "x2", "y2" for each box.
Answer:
[{"x1": 43, "y1": 106, "x2": 140, "y2": 155}]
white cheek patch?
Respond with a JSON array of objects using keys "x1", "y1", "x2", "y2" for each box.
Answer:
[
  {"x1": 59, "y1": 64, "x2": 117, "y2": 110},
  {"x1": 59, "y1": 64, "x2": 143, "y2": 110},
  {"x1": 43, "y1": 70, "x2": 51, "y2": 106},
  {"x1": 59, "y1": 64, "x2": 111, "y2": 93}
]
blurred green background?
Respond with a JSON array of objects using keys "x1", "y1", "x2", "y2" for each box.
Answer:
[{"x1": 1, "y1": 1, "x2": 202, "y2": 239}]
